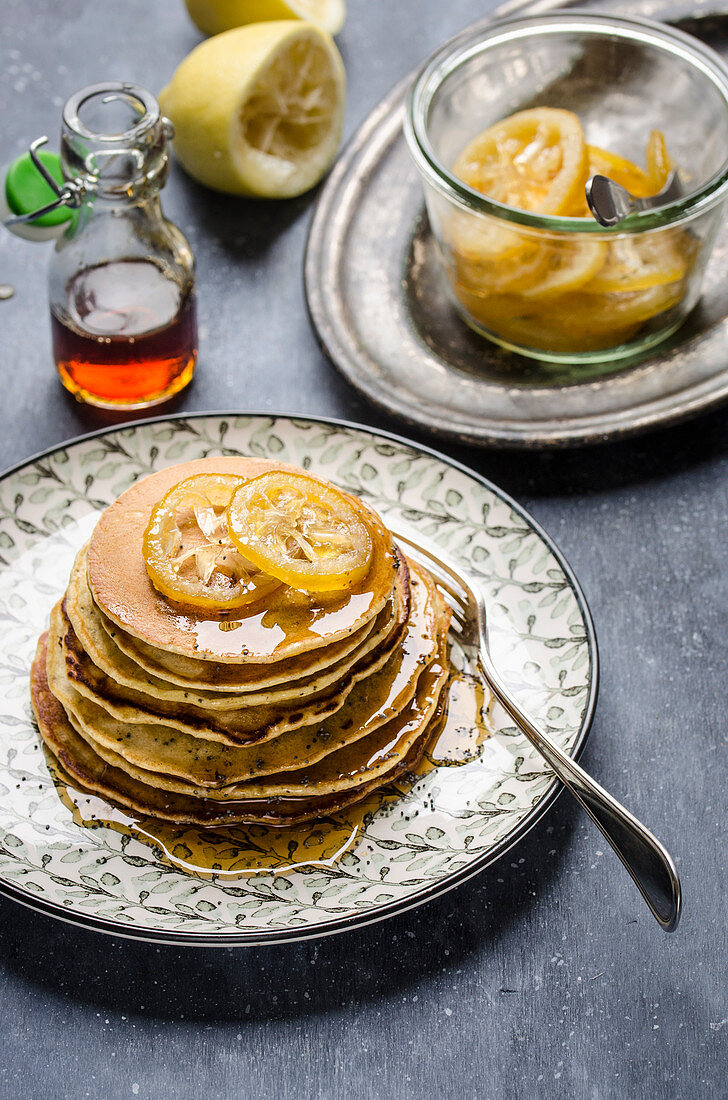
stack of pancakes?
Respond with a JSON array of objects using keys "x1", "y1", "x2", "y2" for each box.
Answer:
[{"x1": 31, "y1": 457, "x2": 451, "y2": 826}]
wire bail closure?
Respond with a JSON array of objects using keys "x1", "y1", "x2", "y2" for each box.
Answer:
[{"x1": 3, "y1": 136, "x2": 86, "y2": 228}]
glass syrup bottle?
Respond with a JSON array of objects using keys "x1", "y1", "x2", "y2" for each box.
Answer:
[{"x1": 48, "y1": 82, "x2": 197, "y2": 409}]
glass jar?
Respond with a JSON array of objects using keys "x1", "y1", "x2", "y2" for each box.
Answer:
[
  {"x1": 49, "y1": 82, "x2": 197, "y2": 408},
  {"x1": 404, "y1": 14, "x2": 728, "y2": 369}
]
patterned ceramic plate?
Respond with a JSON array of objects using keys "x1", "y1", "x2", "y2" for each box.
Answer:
[{"x1": 0, "y1": 414, "x2": 597, "y2": 945}]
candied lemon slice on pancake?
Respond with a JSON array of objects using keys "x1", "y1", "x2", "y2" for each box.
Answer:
[
  {"x1": 227, "y1": 471, "x2": 373, "y2": 592},
  {"x1": 453, "y1": 108, "x2": 588, "y2": 215},
  {"x1": 143, "y1": 473, "x2": 281, "y2": 611}
]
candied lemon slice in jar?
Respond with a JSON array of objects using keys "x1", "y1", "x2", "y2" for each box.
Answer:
[
  {"x1": 227, "y1": 471, "x2": 373, "y2": 593},
  {"x1": 452, "y1": 107, "x2": 589, "y2": 215},
  {"x1": 571, "y1": 136, "x2": 674, "y2": 216},
  {"x1": 568, "y1": 133, "x2": 674, "y2": 216},
  {"x1": 450, "y1": 235, "x2": 548, "y2": 296},
  {"x1": 143, "y1": 473, "x2": 282, "y2": 611},
  {"x1": 445, "y1": 110, "x2": 689, "y2": 356},
  {"x1": 448, "y1": 109, "x2": 590, "y2": 297},
  {"x1": 444, "y1": 209, "x2": 534, "y2": 264},
  {"x1": 586, "y1": 232, "x2": 691, "y2": 294},
  {"x1": 519, "y1": 238, "x2": 608, "y2": 299},
  {"x1": 588, "y1": 146, "x2": 655, "y2": 198},
  {"x1": 450, "y1": 289, "x2": 639, "y2": 353},
  {"x1": 646, "y1": 130, "x2": 673, "y2": 192},
  {"x1": 571, "y1": 283, "x2": 686, "y2": 329}
]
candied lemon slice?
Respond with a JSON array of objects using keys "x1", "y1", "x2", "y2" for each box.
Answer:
[
  {"x1": 446, "y1": 109, "x2": 688, "y2": 355},
  {"x1": 586, "y1": 232, "x2": 690, "y2": 294},
  {"x1": 449, "y1": 229, "x2": 606, "y2": 301},
  {"x1": 572, "y1": 283, "x2": 685, "y2": 329},
  {"x1": 646, "y1": 130, "x2": 673, "y2": 192},
  {"x1": 532, "y1": 283, "x2": 683, "y2": 338},
  {"x1": 143, "y1": 473, "x2": 281, "y2": 611},
  {"x1": 454, "y1": 278, "x2": 683, "y2": 352},
  {"x1": 452, "y1": 108, "x2": 588, "y2": 215},
  {"x1": 589, "y1": 145, "x2": 654, "y2": 198},
  {"x1": 452, "y1": 290, "x2": 643, "y2": 352},
  {"x1": 519, "y1": 238, "x2": 608, "y2": 299},
  {"x1": 451, "y1": 238, "x2": 548, "y2": 296},
  {"x1": 442, "y1": 205, "x2": 536, "y2": 267},
  {"x1": 227, "y1": 471, "x2": 373, "y2": 593},
  {"x1": 570, "y1": 135, "x2": 674, "y2": 215}
]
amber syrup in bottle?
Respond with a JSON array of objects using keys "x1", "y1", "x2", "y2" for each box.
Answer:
[{"x1": 51, "y1": 258, "x2": 197, "y2": 409}]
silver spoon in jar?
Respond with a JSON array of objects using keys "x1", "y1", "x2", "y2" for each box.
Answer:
[{"x1": 586, "y1": 169, "x2": 683, "y2": 226}]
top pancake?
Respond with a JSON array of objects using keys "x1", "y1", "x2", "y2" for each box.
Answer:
[
  {"x1": 67, "y1": 544, "x2": 407, "y2": 699},
  {"x1": 87, "y1": 456, "x2": 398, "y2": 663}
]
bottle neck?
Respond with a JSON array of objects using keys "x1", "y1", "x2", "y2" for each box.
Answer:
[
  {"x1": 60, "y1": 83, "x2": 171, "y2": 205},
  {"x1": 60, "y1": 192, "x2": 168, "y2": 245},
  {"x1": 77, "y1": 191, "x2": 166, "y2": 216}
]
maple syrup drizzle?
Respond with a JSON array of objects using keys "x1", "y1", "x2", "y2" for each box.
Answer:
[
  {"x1": 188, "y1": 589, "x2": 377, "y2": 659},
  {"x1": 426, "y1": 671, "x2": 491, "y2": 766},
  {"x1": 46, "y1": 669, "x2": 493, "y2": 880}
]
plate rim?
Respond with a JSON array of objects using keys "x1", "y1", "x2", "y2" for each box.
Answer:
[
  {"x1": 304, "y1": 0, "x2": 728, "y2": 449},
  {"x1": 0, "y1": 410, "x2": 599, "y2": 946}
]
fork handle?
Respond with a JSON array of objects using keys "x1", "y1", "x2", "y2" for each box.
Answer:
[{"x1": 479, "y1": 652, "x2": 681, "y2": 932}]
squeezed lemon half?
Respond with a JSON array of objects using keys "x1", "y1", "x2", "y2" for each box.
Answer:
[
  {"x1": 184, "y1": 0, "x2": 346, "y2": 36},
  {"x1": 159, "y1": 21, "x2": 346, "y2": 198}
]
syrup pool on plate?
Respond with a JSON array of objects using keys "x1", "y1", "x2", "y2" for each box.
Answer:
[
  {"x1": 46, "y1": 670, "x2": 493, "y2": 880},
  {"x1": 51, "y1": 258, "x2": 197, "y2": 409}
]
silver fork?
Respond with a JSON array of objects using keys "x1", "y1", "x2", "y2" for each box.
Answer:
[{"x1": 393, "y1": 528, "x2": 681, "y2": 933}]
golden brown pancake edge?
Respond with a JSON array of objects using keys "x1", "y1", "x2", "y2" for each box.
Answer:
[{"x1": 87, "y1": 456, "x2": 398, "y2": 663}]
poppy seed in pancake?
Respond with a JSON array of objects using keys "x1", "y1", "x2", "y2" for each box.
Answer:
[{"x1": 33, "y1": 472, "x2": 449, "y2": 825}]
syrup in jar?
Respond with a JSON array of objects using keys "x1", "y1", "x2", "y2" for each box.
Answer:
[{"x1": 51, "y1": 258, "x2": 197, "y2": 407}]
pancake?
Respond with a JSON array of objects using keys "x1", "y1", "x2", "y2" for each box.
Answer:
[
  {"x1": 30, "y1": 457, "x2": 454, "y2": 831},
  {"x1": 67, "y1": 604, "x2": 449, "y2": 801},
  {"x1": 87, "y1": 456, "x2": 398, "y2": 663},
  {"x1": 220, "y1": 610, "x2": 449, "y2": 800},
  {"x1": 67, "y1": 543, "x2": 407, "y2": 697},
  {"x1": 59, "y1": 589, "x2": 406, "y2": 733},
  {"x1": 37, "y1": 694, "x2": 440, "y2": 828},
  {"x1": 52, "y1": 564, "x2": 441, "y2": 786},
  {"x1": 52, "y1": 572, "x2": 408, "y2": 745},
  {"x1": 92, "y1": 596, "x2": 377, "y2": 691},
  {"x1": 32, "y1": 623, "x2": 448, "y2": 825}
]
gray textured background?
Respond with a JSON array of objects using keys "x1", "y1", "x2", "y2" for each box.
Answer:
[{"x1": 1, "y1": 1, "x2": 726, "y2": 1097}]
